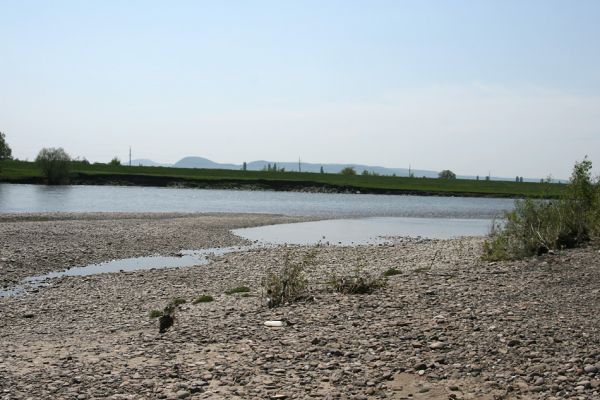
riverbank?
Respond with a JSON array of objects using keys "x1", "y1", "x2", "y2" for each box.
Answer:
[
  {"x1": 0, "y1": 160, "x2": 563, "y2": 198},
  {"x1": 1, "y1": 213, "x2": 599, "y2": 399},
  {"x1": 0, "y1": 213, "x2": 310, "y2": 287}
]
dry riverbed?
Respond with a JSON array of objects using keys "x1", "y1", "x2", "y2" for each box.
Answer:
[{"x1": 1, "y1": 213, "x2": 600, "y2": 399}]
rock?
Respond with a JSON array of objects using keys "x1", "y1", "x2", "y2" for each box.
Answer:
[
  {"x1": 429, "y1": 341, "x2": 446, "y2": 350},
  {"x1": 264, "y1": 321, "x2": 285, "y2": 327},
  {"x1": 584, "y1": 365, "x2": 598, "y2": 374}
]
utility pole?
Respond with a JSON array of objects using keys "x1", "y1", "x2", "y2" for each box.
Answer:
[{"x1": 129, "y1": 146, "x2": 132, "y2": 167}]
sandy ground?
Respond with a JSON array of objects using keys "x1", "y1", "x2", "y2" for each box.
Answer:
[{"x1": 1, "y1": 213, "x2": 599, "y2": 399}]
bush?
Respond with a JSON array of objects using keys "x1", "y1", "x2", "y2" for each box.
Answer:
[
  {"x1": 262, "y1": 251, "x2": 314, "y2": 308},
  {"x1": 484, "y1": 158, "x2": 599, "y2": 260},
  {"x1": 149, "y1": 309, "x2": 163, "y2": 318},
  {"x1": 193, "y1": 295, "x2": 214, "y2": 303},
  {"x1": 225, "y1": 286, "x2": 250, "y2": 295},
  {"x1": 383, "y1": 268, "x2": 401, "y2": 277},
  {"x1": 340, "y1": 166, "x2": 356, "y2": 176},
  {"x1": 438, "y1": 170, "x2": 456, "y2": 179},
  {"x1": 35, "y1": 147, "x2": 71, "y2": 185},
  {"x1": 329, "y1": 266, "x2": 386, "y2": 294},
  {"x1": 109, "y1": 157, "x2": 121, "y2": 166}
]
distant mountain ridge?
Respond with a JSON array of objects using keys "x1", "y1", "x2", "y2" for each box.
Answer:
[
  {"x1": 162, "y1": 157, "x2": 438, "y2": 178},
  {"x1": 131, "y1": 156, "x2": 553, "y2": 182}
]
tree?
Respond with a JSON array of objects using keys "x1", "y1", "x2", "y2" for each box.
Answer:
[
  {"x1": 362, "y1": 169, "x2": 369, "y2": 176},
  {"x1": 0, "y1": 132, "x2": 13, "y2": 160},
  {"x1": 340, "y1": 167, "x2": 356, "y2": 176},
  {"x1": 109, "y1": 157, "x2": 121, "y2": 166},
  {"x1": 35, "y1": 147, "x2": 71, "y2": 185},
  {"x1": 242, "y1": 161, "x2": 247, "y2": 171},
  {"x1": 320, "y1": 166, "x2": 324, "y2": 174},
  {"x1": 438, "y1": 170, "x2": 456, "y2": 180}
]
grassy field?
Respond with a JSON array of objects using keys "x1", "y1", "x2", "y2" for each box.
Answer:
[{"x1": 0, "y1": 160, "x2": 565, "y2": 198}]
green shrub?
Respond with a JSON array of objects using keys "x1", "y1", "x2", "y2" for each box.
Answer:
[
  {"x1": 383, "y1": 268, "x2": 401, "y2": 277},
  {"x1": 193, "y1": 295, "x2": 214, "y2": 303},
  {"x1": 35, "y1": 147, "x2": 71, "y2": 185},
  {"x1": 225, "y1": 286, "x2": 251, "y2": 295},
  {"x1": 170, "y1": 297, "x2": 186, "y2": 306},
  {"x1": 340, "y1": 166, "x2": 356, "y2": 176},
  {"x1": 109, "y1": 157, "x2": 121, "y2": 166},
  {"x1": 262, "y1": 251, "x2": 314, "y2": 308},
  {"x1": 149, "y1": 309, "x2": 163, "y2": 318},
  {"x1": 484, "y1": 158, "x2": 599, "y2": 260},
  {"x1": 329, "y1": 266, "x2": 386, "y2": 294}
]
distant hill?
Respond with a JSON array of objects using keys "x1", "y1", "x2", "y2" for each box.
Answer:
[
  {"x1": 168, "y1": 157, "x2": 439, "y2": 177},
  {"x1": 130, "y1": 156, "x2": 560, "y2": 182},
  {"x1": 173, "y1": 156, "x2": 239, "y2": 170}
]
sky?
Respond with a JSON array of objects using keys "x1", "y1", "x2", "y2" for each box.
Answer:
[{"x1": 1, "y1": 0, "x2": 599, "y2": 179}]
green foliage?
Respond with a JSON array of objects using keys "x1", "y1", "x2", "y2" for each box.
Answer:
[
  {"x1": 225, "y1": 286, "x2": 250, "y2": 295},
  {"x1": 170, "y1": 297, "x2": 186, "y2": 306},
  {"x1": 193, "y1": 295, "x2": 214, "y2": 303},
  {"x1": 340, "y1": 166, "x2": 356, "y2": 176},
  {"x1": 438, "y1": 170, "x2": 456, "y2": 179},
  {"x1": 262, "y1": 251, "x2": 314, "y2": 308},
  {"x1": 0, "y1": 132, "x2": 13, "y2": 161},
  {"x1": 329, "y1": 266, "x2": 386, "y2": 294},
  {"x1": 383, "y1": 268, "x2": 401, "y2": 277},
  {"x1": 35, "y1": 147, "x2": 71, "y2": 185},
  {"x1": 109, "y1": 157, "x2": 121, "y2": 166},
  {"x1": 149, "y1": 309, "x2": 163, "y2": 318},
  {"x1": 484, "y1": 158, "x2": 599, "y2": 260}
]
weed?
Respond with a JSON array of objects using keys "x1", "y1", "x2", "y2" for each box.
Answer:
[
  {"x1": 193, "y1": 295, "x2": 214, "y2": 303},
  {"x1": 262, "y1": 251, "x2": 314, "y2": 308},
  {"x1": 225, "y1": 286, "x2": 251, "y2": 295},
  {"x1": 149, "y1": 309, "x2": 163, "y2": 319},
  {"x1": 383, "y1": 268, "x2": 401, "y2": 277},
  {"x1": 329, "y1": 266, "x2": 386, "y2": 295},
  {"x1": 170, "y1": 297, "x2": 187, "y2": 306}
]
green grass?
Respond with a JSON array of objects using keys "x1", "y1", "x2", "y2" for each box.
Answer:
[
  {"x1": 0, "y1": 160, "x2": 565, "y2": 198},
  {"x1": 148, "y1": 309, "x2": 163, "y2": 319},
  {"x1": 225, "y1": 286, "x2": 251, "y2": 295}
]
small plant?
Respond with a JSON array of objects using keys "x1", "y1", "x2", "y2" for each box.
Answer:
[
  {"x1": 383, "y1": 268, "x2": 401, "y2": 277},
  {"x1": 329, "y1": 266, "x2": 386, "y2": 295},
  {"x1": 170, "y1": 297, "x2": 187, "y2": 306},
  {"x1": 151, "y1": 298, "x2": 187, "y2": 333},
  {"x1": 262, "y1": 251, "x2": 314, "y2": 308},
  {"x1": 225, "y1": 286, "x2": 251, "y2": 295},
  {"x1": 193, "y1": 295, "x2": 214, "y2": 303}
]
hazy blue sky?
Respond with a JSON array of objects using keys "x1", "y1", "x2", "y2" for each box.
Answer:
[{"x1": 1, "y1": 0, "x2": 599, "y2": 178}]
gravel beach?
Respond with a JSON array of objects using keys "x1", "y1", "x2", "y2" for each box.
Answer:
[{"x1": 1, "y1": 213, "x2": 599, "y2": 399}]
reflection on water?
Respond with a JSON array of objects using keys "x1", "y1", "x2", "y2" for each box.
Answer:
[
  {"x1": 0, "y1": 245, "x2": 258, "y2": 297},
  {"x1": 0, "y1": 183, "x2": 513, "y2": 218},
  {"x1": 233, "y1": 217, "x2": 493, "y2": 245}
]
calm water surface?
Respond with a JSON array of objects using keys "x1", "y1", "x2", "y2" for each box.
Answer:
[{"x1": 0, "y1": 183, "x2": 513, "y2": 218}]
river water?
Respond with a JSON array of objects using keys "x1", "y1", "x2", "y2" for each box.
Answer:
[
  {"x1": 0, "y1": 183, "x2": 514, "y2": 296},
  {"x1": 0, "y1": 183, "x2": 513, "y2": 218}
]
